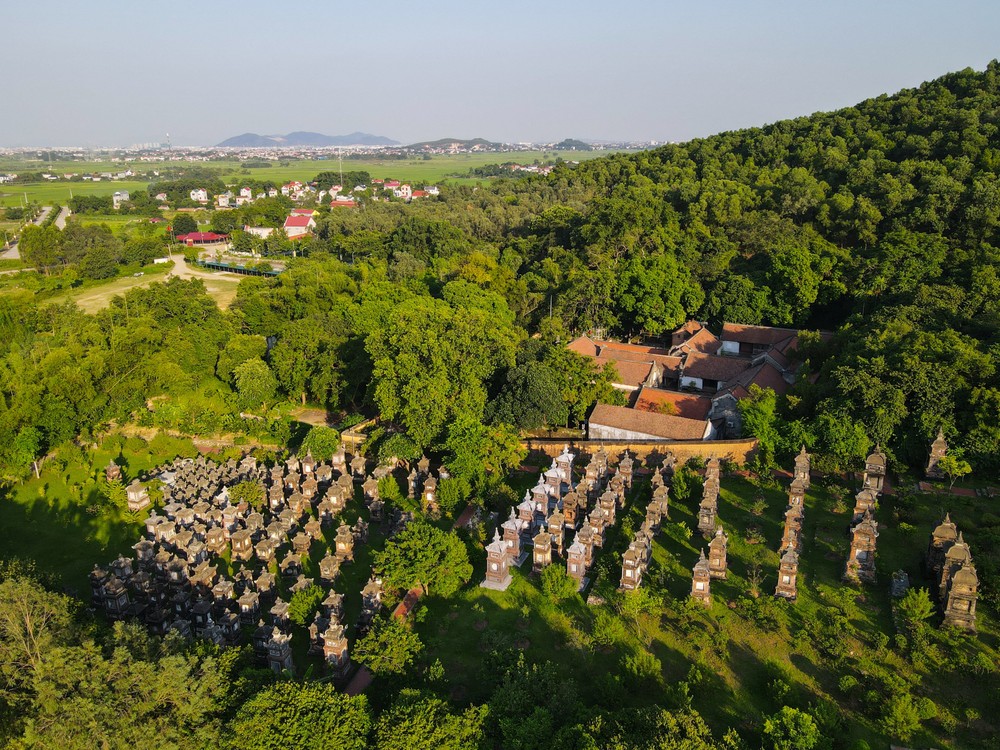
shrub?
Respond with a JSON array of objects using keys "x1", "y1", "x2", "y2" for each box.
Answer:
[
  {"x1": 591, "y1": 608, "x2": 627, "y2": 648},
  {"x1": 622, "y1": 650, "x2": 662, "y2": 687},
  {"x1": 838, "y1": 675, "x2": 859, "y2": 694},
  {"x1": 288, "y1": 584, "x2": 323, "y2": 626},
  {"x1": 881, "y1": 693, "x2": 920, "y2": 742},
  {"x1": 124, "y1": 436, "x2": 148, "y2": 453},
  {"x1": 541, "y1": 564, "x2": 579, "y2": 602}
]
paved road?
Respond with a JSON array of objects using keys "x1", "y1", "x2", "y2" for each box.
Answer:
[
  {"x1": 54, "y1": 206, "x2": 71, "y2": 229},
  {"x1": 1, "y1": 205, "x2": 54, "y2": 260}
]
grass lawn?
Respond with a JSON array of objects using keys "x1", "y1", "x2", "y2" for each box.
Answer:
[
  {"x1": 72, "y1": 214, "x2": 171, "y2": 238},
  {"x1": 15, "y1": 259, "x2": 244, "y2": 313},
  {"x1": 63, "y1": 270, "x2": 242, "y2": 314},
  {"x1": 0, "y1": 432, "x2": 199, "y2": 594}
]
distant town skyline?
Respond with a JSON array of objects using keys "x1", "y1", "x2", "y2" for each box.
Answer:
[{"x1": 2, "y1": 0, "x2": 999, "y2": 148}]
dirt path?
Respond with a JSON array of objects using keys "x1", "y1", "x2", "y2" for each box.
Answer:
[{"x1": 58, "y1": 252, "x2": 244, "y2": 313}]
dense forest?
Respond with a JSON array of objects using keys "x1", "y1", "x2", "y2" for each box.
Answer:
[{"x1": 2, "y1": 64, "x2": 1000, "y2": 749}]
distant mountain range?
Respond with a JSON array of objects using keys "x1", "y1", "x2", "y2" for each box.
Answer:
[
  {"x1": 216, "y1": 131, "x2": 400, "y2": 148},
  {"x1": 406, "y1": 137, "x2": 504, "y2": 150}
]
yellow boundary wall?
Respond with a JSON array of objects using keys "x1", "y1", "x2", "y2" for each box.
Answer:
[{"x1": 520, "y1": 437, "x2": 759, "y2": 466}]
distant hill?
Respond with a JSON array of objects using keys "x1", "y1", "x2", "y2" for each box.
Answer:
[
  {"x1": 216, "y1": 131, "x2": 400, "y2": 148},
  {"x1": 553, "y1": 138, "x2": 593, "y2": 151},
  {"x1": 406, "y1": 137, "x2": 504, "y2": 150}
]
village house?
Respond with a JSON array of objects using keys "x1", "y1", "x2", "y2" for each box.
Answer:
[
  {"x1": 283, "y1": 214, "x2": 315, "y2": 238},
  {"x1": 189, "y1": 188, "x2": 209, "y2": 203},
  {"x1": 242, "y1": 225, "x2": 275, "y2": 239}
]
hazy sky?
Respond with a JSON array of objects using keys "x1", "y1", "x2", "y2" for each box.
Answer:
[{"x1": 3, "y1": 0, "x2": 999, "y2": 147}]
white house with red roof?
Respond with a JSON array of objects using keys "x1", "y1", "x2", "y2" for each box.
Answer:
[
  {"x1": 283, "y1": 214, "x2": 316, "y2": 238},
  {"x1": 243, "y1": 225, "x2": 275, "y2": 239}
]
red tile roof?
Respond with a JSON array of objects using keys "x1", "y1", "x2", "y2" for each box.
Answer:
[
  {"x1": 596, "y1": 356, "x2": 653, "y2": 388},
  {"x1": 634, "y1": 387, "x2": 713, "y2": 420},
  {"x1": 721, "y1": 323, "x2": 799, "y2": 347},
  {"x1": 651, "y1": 354, "x2": 683, "y2": 375},
  {"x1": 589, "y1": 403, "x2": 710, "y2": 441},
  {"x1": 727, "y1": 362, "x2": 791, "y2": 396},
  {"x1": 283, "y1": 215, "x2": 314, "y2": 228},
  {"x1": 683, "y1": 352, "x2": 753, "y2": 382},
  {"x1": 675, "y1": 326, "x2": 722, "y2": 354},
  {"x1": 598, "y1": 340, "x2": 672, "y2": 357},
  {"x1": 290, "y1": 208, "x2": 316, "y2": 216},
  {"x1": 175, "y1": 231, "x2": 227, "y2": 242},
  {"x1": 674, "y1": 320, "x2": 705, "y2": 336},
  {"x1": 567, "y1": 335, "x2": 600, "y2": 357}
]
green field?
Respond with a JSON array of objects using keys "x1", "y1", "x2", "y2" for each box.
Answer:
[
  {"x1": 0, "y1": 179, "x2": 150, "y2": 208},
  {"x1": 0, "y1": 151, "x2": 617, "y2": 207}
]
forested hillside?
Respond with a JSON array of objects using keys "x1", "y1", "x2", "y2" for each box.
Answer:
[
  {"x1": 1, "y1": 63, "x2": 1000, "y2": 750},
  {"x1": 309, "y1": 62, "x2": 1000, "y2": 475},
  {"x1": 4, "y1": 64, "x2": 1000, "y2": 483}
]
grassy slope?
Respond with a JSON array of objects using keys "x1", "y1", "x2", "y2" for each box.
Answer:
[
  {"x1": 0, "y1": 433, "x2": 199, "y2": 594},
  {"x1": 416, "y1": 471, "x2": 997, "y2": 749},
  {"x1": 3, "y1": 445, "x2": 995, "y2": 747}
]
